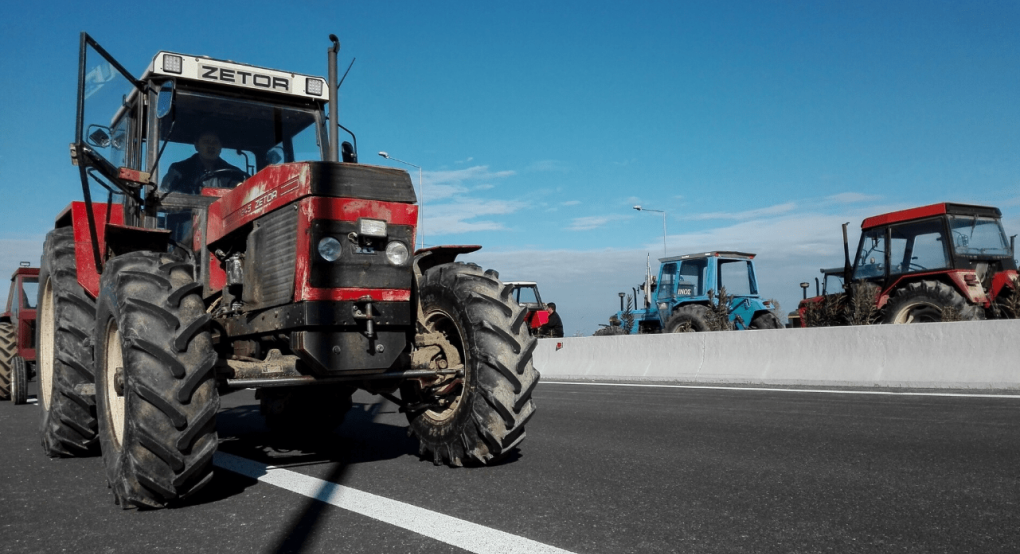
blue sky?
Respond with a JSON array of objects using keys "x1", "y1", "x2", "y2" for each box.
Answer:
[{"x1": 2, "y1": 1, "x2": 1019, "y2": 334}]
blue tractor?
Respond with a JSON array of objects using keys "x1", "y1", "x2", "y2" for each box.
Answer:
[{"x1": 601, "y1": 251, "x2": 782, "y2": 334}]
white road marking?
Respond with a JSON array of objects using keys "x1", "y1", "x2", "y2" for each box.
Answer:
[
  {"x1": 542, "y1": 380, "x2": 1020, "y2": 399},
  {"x1": 213, "y1": 452, "x2": 576, "y2": 554}
]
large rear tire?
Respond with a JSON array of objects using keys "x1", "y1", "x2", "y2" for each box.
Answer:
[
  {"x1": 402, "y1": 263, "x2": 539, "y2": 466},
  {"x1": 883, "y1": 280, "x2": 982, "y2": 324},
  {"x1": 0, "y1": 322, "x2": 13, "y2": 400},
  {"x1": 665, "y1": 305, "x2": 711, "y2": 333},
  {"x1": 94, "y1": 251, "x2": 218, "y2": 509},
  {"x1": 37, "y1": 227, "x2": 99, "y2": 457},
  {"x1": 11, "y1": 356, "x2": 28, "y2": 405}
]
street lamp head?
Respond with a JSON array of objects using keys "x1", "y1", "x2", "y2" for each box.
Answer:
[
  {"x1": 633, "y1": 205, "x2": 641, "y2": 211},
  {"x1": 378, "y1": 151, "x2": 389, "y2": 159}
]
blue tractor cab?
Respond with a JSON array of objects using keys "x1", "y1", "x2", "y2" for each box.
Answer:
[{"x1": 606, "y1": 251, "x2": 782, "y2": 333}]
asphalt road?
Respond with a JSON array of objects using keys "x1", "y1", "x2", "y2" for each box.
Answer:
[{"x1": 1, "y1": 379, "x2": 1018, "y2": 553}]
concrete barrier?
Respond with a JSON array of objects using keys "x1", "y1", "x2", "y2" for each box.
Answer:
[{"x1": 533, "y1": 320, "x2": 1020, "y2": 389}]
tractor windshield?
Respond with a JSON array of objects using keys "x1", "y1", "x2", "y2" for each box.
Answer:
[
  {"x1": 512, "y1": 285, "x2": 543, "y2": 308},
  {"x1": 948, "y1": 215, "x2": 1011, "y2": 257},
  {"x1": 853, "y1": 228, "x2": 887, "y2": 279},
  {"x1": 20, "y1": 278, "x2": 38, "y2": 310},
  {"x1": 157, "y1": 90, "x2": 324, "y2": 192}
]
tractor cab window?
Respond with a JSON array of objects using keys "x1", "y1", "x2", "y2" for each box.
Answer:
[
  {"x1": 854, "y1": 229, "x2": 887, "y2": 279},
  {"x1": 20, "y1": 278, "x2": 38, "y2": 311},
  {"x1": 677, "y1": 259, "x2": 707, "y2": 297},
  {"x1": 718, "y1": 260, "x2": 754, "y2": 296},
  {"x1": 948, "y1": 215, "x2": 1011, "y2": 257},
  {"x1": 822, "y1": 272, "x2": 844, "y2": 295},
  {"x1": 513, "y1": 286, "x2": 542, "y2": 308},
  {"x1": 157, "y1": 89, "x2": 324, "y2": 194},
  {"x1": 657, "y1": 263, "x2": 677, "y2": 301},
  {"x1": 888, "y1": 219, "x2": 949, "y2": 275}
]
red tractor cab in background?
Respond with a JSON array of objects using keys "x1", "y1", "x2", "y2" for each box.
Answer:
[
  {"x1": 506, "y1": 281, "x2": 551, "y2": 335},
  {"x1": 844, "y1": 202, "x2": 1017, "y2": 323},
  {"x1": 1, "y1": 262, "x2": 39, "y2": 404}
]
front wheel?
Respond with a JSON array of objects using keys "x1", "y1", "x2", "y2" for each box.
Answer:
[
  {"x1": 748, "y1": 312, "x2": 783, "y2": 330},
  {"x1": 0, "y1": 322, "x2": 13, "y2": 400},
  {"x1": 665, "y1": 305, "x2": 711, "y2": 333},
  {"x1": 883, "y1": 280, "x2": 982, "y2": 324},
  {"x1": 37, "y1": 227, "x2": 99, "y2": 456},
  {"x1": 11, "y1": 356, "x2": 28, "y2": 405},
  {"x1": 402, "y1": 263, "x2": 539, "y2": 466},
  {"x1": 94, "y1": 251, "x2": 219, "y2": 509}
]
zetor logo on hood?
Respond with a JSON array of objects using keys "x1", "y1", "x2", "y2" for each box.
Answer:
[{"x1": 199, "y1": 64, "x2": 290, "y2": 93}]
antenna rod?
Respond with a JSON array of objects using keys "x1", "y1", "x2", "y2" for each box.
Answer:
[{"x1": 327, "y1": 34, "x2": 340, "y2": 162}]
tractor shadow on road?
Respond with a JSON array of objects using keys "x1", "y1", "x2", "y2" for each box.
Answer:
[{"x1": 213, "y1": 400, "x2": 419, "y2": 470}]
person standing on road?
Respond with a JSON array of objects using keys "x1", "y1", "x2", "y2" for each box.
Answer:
[{"x1": 543, "y1": 302, "x2": 564, "y2": 338}]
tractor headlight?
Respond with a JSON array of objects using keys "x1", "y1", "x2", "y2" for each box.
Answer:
[
  {"x1": 385, "y1": 241, "x2": 409, "y2": 265},
  {"x1": 358, "y1": 218, "x2": 387, "y2": 238},
  {"x1": 317, "y1": 236, "x2": 343, "y2": 262}
]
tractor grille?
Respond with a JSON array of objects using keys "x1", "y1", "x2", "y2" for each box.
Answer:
[{"x1": 242, "y1": 207, "x2": 298, "y2": 310}]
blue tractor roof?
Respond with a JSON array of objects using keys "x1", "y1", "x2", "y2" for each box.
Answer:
[{"x1": 659, "y1": 251, "x2": 756, "y2": 263}]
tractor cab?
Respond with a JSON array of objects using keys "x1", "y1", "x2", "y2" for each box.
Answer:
[
  {"x1": 72, "y1": 37, "x2": 333, "y2": 248},
  {"x1": 506, "y1": 281, "x2": 550, "y2": 335},
  {"x1": 853, "y1": 203, "x2": 1015, "y2": 287}
]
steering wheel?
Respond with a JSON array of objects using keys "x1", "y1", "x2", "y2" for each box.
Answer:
[{"x1": 194, "y1": 168, "x2": 249, "y2": 189}]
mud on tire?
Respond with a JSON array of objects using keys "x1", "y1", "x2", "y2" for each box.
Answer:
[
  {"x1": 94, "y1": 251, "x2": 218, "y2": 509},
  {"x1": 665, "y1": 305, "x2": 711, "y2": 333},
  {"x1": 0, "y1": 322, "x2": 13, "y2": 400},
  {"x1": 37, "y1": 227, "x2": 99, "y2": 456},
  {"x1": 402, "y1": 262, "x2": 539, "y2": 466},
  {"x1": 883, "y1": 280, "x2": 982, "y2": 324}
]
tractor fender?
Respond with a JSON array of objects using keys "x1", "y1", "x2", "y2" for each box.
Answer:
[
  {"x1": 413, "y1": 245, "x2": 482, "y2": 277},
  {"x1": 60, "y1": 202, "x2": 126, "y2": 299},
  {"x1": 990, "y1": 269, "x2": 1018, "y2": 301},
  {"x1": 881, "y1": 271, "x2": 988, "y2": 309}
]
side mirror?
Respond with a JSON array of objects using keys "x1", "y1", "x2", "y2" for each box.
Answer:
[
  {"x1": 341, "y1": 140, "x2": 357, "y2": 163},
  {"x1": 156, "y1": 81, "x2": 175, "y2": 119},
  {"x1": 86, "y1": 125, "x2": 112, "y2": 148}
]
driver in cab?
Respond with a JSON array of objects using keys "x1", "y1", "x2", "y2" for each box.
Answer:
[{"x1": 160, "y1": 131, "x2": 245, "y2": 194}]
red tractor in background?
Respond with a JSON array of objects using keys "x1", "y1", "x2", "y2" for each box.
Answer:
[
  {"x1": 506, "y1": 281, "x2": 551, "y2": 335},
  {"x1": 36, "y1": 33, "x2": 538, "y2": 510},
  {"x1": 803, "y1": 202, "x2": 1017, "y2": 326},
  {"x1": 1, "y1": 263, "x2": 38, "y2": 405}
]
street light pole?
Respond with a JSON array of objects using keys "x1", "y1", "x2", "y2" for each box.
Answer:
[
  {"x1": 633, "y1": 205, "x2": 667, "y2": 257},
  {"x1": 378, "y1": 152, "x2": 423, "y2": 250}
]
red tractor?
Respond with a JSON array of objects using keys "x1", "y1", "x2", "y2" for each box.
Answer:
[
  {"x1": 1, "y1": 263, "x2": 38, "y2": 405},
  {"x1": 506, "y1": 281, "x2": 551, "y2": 335},
  {"x1": 36, "y1": 33, "x2": 538, "y2": 509},
  {"x1": 821, "y1": 202, "x2": 1017, "y2": 324}
]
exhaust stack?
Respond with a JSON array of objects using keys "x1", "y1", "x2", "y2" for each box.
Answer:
[{"x1": 327, "y1": 34, "x2": 340, "y2": 162}]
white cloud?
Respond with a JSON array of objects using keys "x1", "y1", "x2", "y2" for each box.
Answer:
[
  {"x1": 425, "y1": 166, "x2": 515, "y2": 187},
  {"x1": 423, "y1": 199, "x2": 528, "y2": 238},
  {"x1": 561, "y1": 200, "x2": 581, "y2": 206},
  {"x1": 826, "y1": 192, "x2": 882, "y2": 204},
  {"x1": 567, "y1": 214, "x2": 630, "y2": 231},
  {"x1": 688, "y1": 202, "x2": 798, "y2": 221}
]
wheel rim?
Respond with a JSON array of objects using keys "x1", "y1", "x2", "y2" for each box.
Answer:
[
  {"x1": 38, "y1": 278, "x2": 55, "y2": 411},
  {"x1": 103, "y1": 320, "x2": 126, "y2": 448},
  {"x1": 893, "y1": 302, "x2": 941, "y2": 324},
  {"x1": 420, "y1": 308, "x2": 467, "y2": 424}
]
